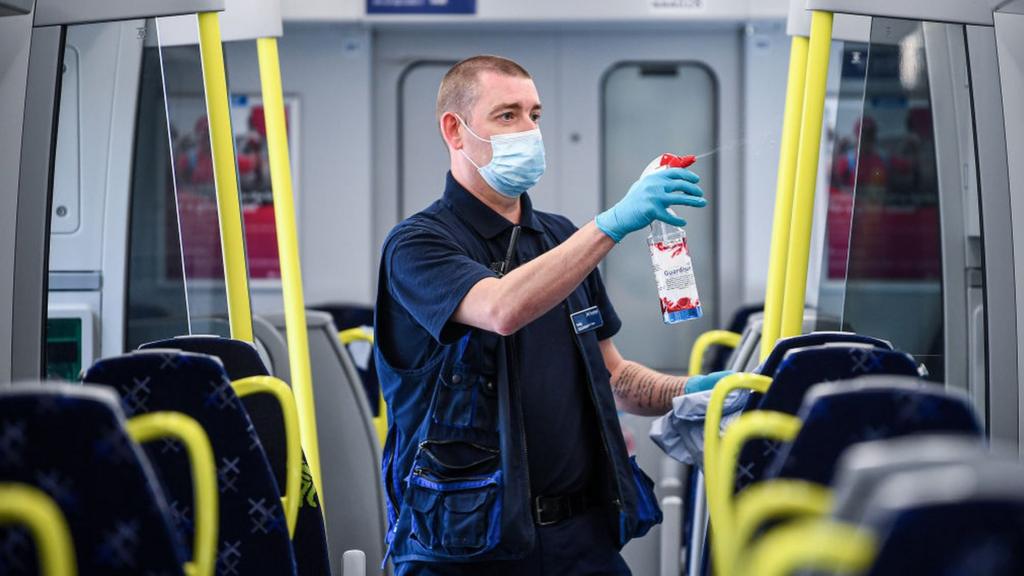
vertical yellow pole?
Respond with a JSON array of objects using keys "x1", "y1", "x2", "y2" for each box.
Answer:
[
  {"x1": 256, "y1": 37, "x2": 324, "y2": 496},
  {"x1": 197, "y1": 12, "x2": 254, "y2": 343},
  {"x1": 760, "y1": 36, "x2": 810, "y2": 361},
  {"x1": 780, "y1": 11, "x2": 833, "y2": 339}
]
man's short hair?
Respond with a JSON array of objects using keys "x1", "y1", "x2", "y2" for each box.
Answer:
[{"x1": 436, "y1": 55, "x2": 532, "y2": 123}]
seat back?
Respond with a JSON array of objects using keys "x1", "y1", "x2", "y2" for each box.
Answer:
[
  {"x1": 137, "y1": 336, "x2": 332, "y2": 575},
  {"x1": 83, "y1": 351, "x2": 299, "y2": 575},
  {"x1": 756, "y1": 332, "x2": 893, "y2": 377},
  {"x1": 0, "y1": 384, "x2": 185, "y2": 576},
  {"x1": 830, "y1": 434, "x2": 986, "y2": 522},
  {"x1": 862, "y1": 459, "x2": 1024, "y2": 576},
  {"x1": 733, "y1": 347, "x2": 921, "y2": 494},
  {"x1": 253, "y1": 315, "x2": 292, "y2": 381},
  {"x1": 267, "y1": 311, "x2": 388, "y2": 574},
  {"x1": 766, "y1": 376, "x2": 982, "y2": 487}
]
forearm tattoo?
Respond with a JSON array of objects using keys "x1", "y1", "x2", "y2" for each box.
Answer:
[{"x1": 611, "y1": 362, "x2": 686, "y2": 413}]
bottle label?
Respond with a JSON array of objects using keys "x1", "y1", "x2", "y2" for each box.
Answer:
[{"x1": 649, "y1": 238, "x2": 702, "y2": 323}]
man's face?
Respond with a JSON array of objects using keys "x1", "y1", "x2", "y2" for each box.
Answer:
[{"x1": 461, "y1": 71, "x2": 542, "y2": 167}]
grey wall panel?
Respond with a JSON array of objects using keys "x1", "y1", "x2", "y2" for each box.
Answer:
[
  {"x1": 966, "y1": 25, "x2": 1017, "y2": 448},
  {"x1": 12, "y1": 25, "x2": 63, "y2": 381},
  {"x1": 807, "y1": 0, "x2": 994, "y2": 26},
  {"x1": 33, "y1": 0, "x2": 223, "y2": 27},
  {"x1": 992, "y1": 12, "x2": 1024, "y2": 454},
  {"x1": 222, "y1": 25, "x2": 375, "y2": 310},
  {"x1": 0, "y1": 0, "x2": 31, "y2": 16},
  {"x1": 0, "y1": 10, "x2": 34, "y2": 383}
]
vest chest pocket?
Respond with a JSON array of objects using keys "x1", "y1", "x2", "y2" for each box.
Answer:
[
  {"x1": 406, "y1": 470, "x2": 502, "y2": 558},
  {"x1": 433, "y1": 361, "x2": 498, "y2": 432}
]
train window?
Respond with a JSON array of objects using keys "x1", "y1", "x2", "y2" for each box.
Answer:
[
  {"x1": 125, "y1": 27, "x2": 191, "y2": 349},
  {"x1": 601, "y1": 62, "x2": 717, "y2": 372},
  {"x1": 840, "y1": 19, "x2": 944, "y2": 379},
  {"x1": 814, "y1": 42, "x2": 869, "y2": 328}
]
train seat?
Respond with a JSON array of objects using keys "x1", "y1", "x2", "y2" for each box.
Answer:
[
  {"x1": 253, "y1": 315, "x2": 292, "y2": 381},
  {"x1": 266, "y1": 311, "x2": 388, "y2": 574},
  {"x1": 83, "y1": 351, "x2": 300, "y2": 575},
  {"x1": 766, "y1": 376, "x2": 982, "y2": 486},
  {"x1": 138, "y1": 336, "x2": 332, "y2": 575},
  {"x1": 0, "y1": 384, "x2": 187, "y2": 575},
  {"x1": 733, "y1": 346, "x2": 921, "y2": 494},
  {"x1": 859, "y1": 458, "x2": 1024, "y2": 576},
  {"x1": 830, "y1": 434, "x2": 987, "y2": 523}
]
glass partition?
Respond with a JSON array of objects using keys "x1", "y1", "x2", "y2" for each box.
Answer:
[
  {"x1": 125, "y1": 24, "x2": 191, "y2": 349},
  {"x1": 814, "y1": 41, "x2": 869, "y2": 328},
  {"x1": 840, "y1": 18, "x2": 944, "y2": 380},
  {"x1": 156, "y1": 16, "x2": 239, "y2": 337}
]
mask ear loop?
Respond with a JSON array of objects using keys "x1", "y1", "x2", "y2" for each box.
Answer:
[{"x1": 453, "y1": 113, "x2": 490, "y2": 170}]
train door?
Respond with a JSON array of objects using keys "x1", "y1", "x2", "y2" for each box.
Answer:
[{"x1": 373, "y1": 26, "x2": 744, "y2": 572}]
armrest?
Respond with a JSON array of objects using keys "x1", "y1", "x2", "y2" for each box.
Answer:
[
  {"x1": 126, "y1": 412, "x2": 218, "y2": 576},
  {"x1": 712, "y1": 410, "x2": 801, "y2": 576},
  {"x1": 736, "y1": 518, "x2": 877, "y2": 576},
  {"x1": 0, "y1": 483, "x2": 76, "y2": 576},
  {"x1": 733, "y1": 479, "x2": 832, "y2": 557},
  {"x1": 689, "y1": 330, "x2": 743, "y2": 376},
  {"x1": 232, "y1": 375, "x2": 302, "y2": 538},
  {"x1": 338, "y1": 328, "x2": 389, "y2": 447}
]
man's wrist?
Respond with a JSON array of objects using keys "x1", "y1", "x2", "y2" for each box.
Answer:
[{"x1": 594, "y1": 212, "x2": 623, "y2": 243}]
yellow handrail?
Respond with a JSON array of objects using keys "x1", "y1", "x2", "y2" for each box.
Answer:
[
  {"x1": 732, "y1": 479, "x2": 833, "y2": 558},
  {"x1": 760, "y1": 35, "x2": 810, "y2": 361},
  {"x1": 689, "y1": 330, "x2": 742, "y2": 376},
  {"x1": 713, "y1": 410, "x2": 802, "y2": 576},
  {"x1": 257, "y1": 35, "x2": 324, "y2": 496},
  {"x1": 700, "y1": 368, "x2": 770, "y2": 518},
  {"x1": 0, "y1": 483, "x2": 76, "y2": 576},
  {"x1": 232, "y1": 375, "x2": 302, "y2": 538},
  {"x1": 197, "y1": 12, "x2": 254, "y2": 344},
  {"x1": 338, "y1": 328, "x2": 388, "y2": 447},
  {"x1": 735, "y1": 518, "x2": 877, "y2": 576},
  {"x1": 127, "y1": 412, "x2": 219, "y2": 576},
  {"x1": 779, "y1": 11, "x2": 834, "y2": 339}
]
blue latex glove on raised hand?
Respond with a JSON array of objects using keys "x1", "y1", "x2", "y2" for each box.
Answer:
[
  {"x1": 683, "y1": 370, "x2": 735, "y2": 394},
  {"x1": 595, "y1": 168, "x2": 706, "y2": 243}
]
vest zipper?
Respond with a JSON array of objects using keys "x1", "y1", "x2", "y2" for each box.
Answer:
[{"x1": 567, "y1": 303, "x2": 624, "y2": 513}]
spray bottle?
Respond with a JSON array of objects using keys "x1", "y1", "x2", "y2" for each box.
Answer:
[{"x1": 644, "y1": 153, "x2": 703, "y2": 324}]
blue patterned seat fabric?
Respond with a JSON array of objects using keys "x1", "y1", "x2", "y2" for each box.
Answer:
[
  {"x1": 766, "y1": 377, "x2": 982, "y2": 487},
  {"x1": 138, "y1": 337, "x2": 331, "y2": 576},
  {"x1": 733, "y1": 346, "x2": 921, "y2": 494},
  {"x1": 867, "y1": 500, "x2": 1024, "y2": 576},
  {"x1": 83, "y1": 351, "x2": 299, "y2": 576},
  {"x1": 0, "y1": 384, "x2": 185, "y2": 576},
  {"x1": 755, "y1": 332, "x2": 892, "y2": 378}
]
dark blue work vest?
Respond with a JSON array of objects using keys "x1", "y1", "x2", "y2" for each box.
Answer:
[{"x1": 375, "y1": 199, "x2": 661, "y2": 566}]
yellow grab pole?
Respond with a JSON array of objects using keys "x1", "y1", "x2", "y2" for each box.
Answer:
[
  {"x1": 780, "y1": 11, "x2": 833, "y2": 339},
  {"x1": 257, "y1": 36, "x2": 324, "y2": 496},
  {"x1": 197, "y1": 12, "x2": 254, "y2": 343},
  {"x1": 760, "y1": 36, "x2": 810, "y2": 361}
]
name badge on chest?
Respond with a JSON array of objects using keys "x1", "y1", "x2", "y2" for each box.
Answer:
[{"x1": 570, "y1": 306, "x2": 604, "y2": 335}]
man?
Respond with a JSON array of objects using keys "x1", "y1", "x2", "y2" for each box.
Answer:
[{"x1": 375, "y1": 55, "x2": 728, "y2": 575}]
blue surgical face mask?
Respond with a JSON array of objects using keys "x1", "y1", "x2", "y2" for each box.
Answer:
[{"x1": 457, "y1": 115, "x2": 546, "y2": 198}]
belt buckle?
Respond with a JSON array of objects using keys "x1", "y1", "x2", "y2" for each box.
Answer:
[{"x1": 534, "y1": 496, "x2": 560, "y2": 527}]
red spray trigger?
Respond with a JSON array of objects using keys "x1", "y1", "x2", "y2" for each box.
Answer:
[{"x1": 659, "y1": 154, "x2": 698, "y2": 169}]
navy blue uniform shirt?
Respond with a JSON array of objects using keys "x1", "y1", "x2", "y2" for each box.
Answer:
[{"x1": 378, "y1": 172, "x2": 622, "y2": 496}]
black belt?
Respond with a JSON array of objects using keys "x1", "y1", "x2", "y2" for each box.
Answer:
[{"x1": 533, "y1": 490, "x2": 595, "y2": 526}]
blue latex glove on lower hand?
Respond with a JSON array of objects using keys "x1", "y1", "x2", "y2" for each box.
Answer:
[
  {"x1": 683, "y1": 370, "x2": 735, "y2": 394},
  {"x1": 595, "y1": 168, "x2": 706, "y2": 243}
]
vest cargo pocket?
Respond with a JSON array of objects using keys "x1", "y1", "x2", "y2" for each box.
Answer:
[
  {"x1": 434, "y1": 361, "x2": 498, "y2": 432},
  {"x1": 623, "y1": 455, "x2": 663, "y2": 544},
  {"x1": 405, "y1": 469, "x2": 503, "y2": 560}
]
